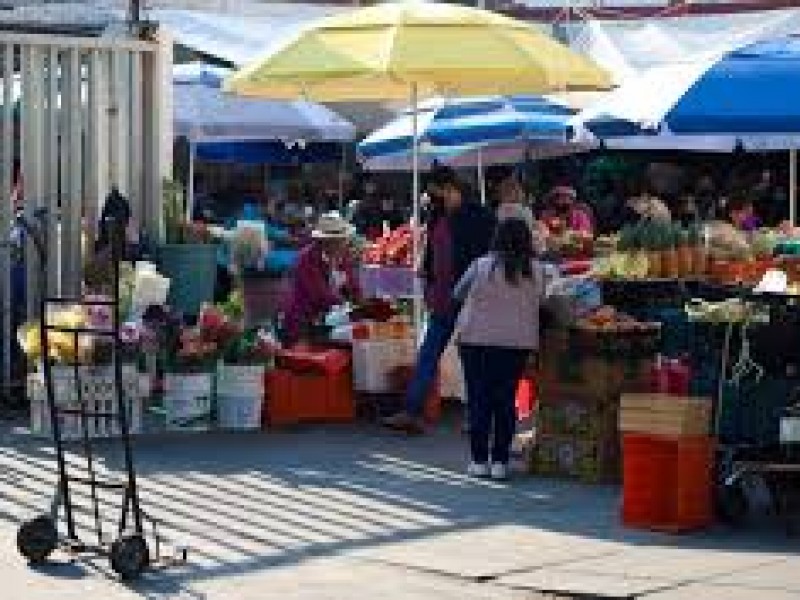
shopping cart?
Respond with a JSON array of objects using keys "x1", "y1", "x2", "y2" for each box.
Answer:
[{"x1": 14, "y1": 206, "x2": 185, "y2": 579}]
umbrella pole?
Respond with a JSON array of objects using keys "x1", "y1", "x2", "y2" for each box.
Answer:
[
  {"x1": 339, "y1": 142, "x2": 346, "y2": 210},
  {"x1": 791, "y1": 148, "x2": 797, "y2": 226},
  {"x1": 411, "y1": 82, "x2": 423, "y2": 343},
  {"x1": 187, "y1": 139, "x2": 196, "y2": 221},
  {"x1": 477, "y1": 147, "x2": 486, "y2": 206}
]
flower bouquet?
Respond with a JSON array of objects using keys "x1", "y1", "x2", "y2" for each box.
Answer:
[
  {"x1": 217, "y1": 326, "x2": 281, "y2": 431},
  {"x1": 230, "y1": 225, "x2": 269, "y2": 274},
  {"x1": 229, "y1": 224, "x2": 285, "y2": 328},
  {"x1": 19, "y1": 305, "x2": 146, "y2": 438}
]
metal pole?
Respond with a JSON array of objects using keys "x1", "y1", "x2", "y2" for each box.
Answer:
[
  {"x1": 477, "y1": 147, "x2": 486, "y2": 206},
  {"x1": 130, "y1": 0, "x2": 141, "y2": 25},
  {"x1": 0, "y1": 45, "x2": 13, "y2": 394},
  {"x1": 411, "y1": 82, "x2": 423, "y2": 342},
  {"x1": 187, "y1": 139, "x2": 195, "y2": 221},
  {"x1": 338, "y1": 142, "x2": 346, "y2": 210},
  {"x1": 791, "y1": 148, "x2": 797, "y2": 226}
]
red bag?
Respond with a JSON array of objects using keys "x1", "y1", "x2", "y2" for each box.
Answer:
[{"x1": 647, "y1": 357, "x2": 690, "y2": 396}]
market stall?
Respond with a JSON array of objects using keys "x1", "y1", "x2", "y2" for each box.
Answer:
[{"x1": 22, "y1": 3, "x2": 800, "y2": 540}]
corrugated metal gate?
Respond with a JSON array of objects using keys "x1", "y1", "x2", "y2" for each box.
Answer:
[{"x1": 0, "y1": 27, "x2": 172, "y2": 407}]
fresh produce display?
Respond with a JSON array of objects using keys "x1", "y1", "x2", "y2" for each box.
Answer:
[
  {"x1": 361, "y1": 225, "x2": 413, "y2": 267},
  {"x1": 599, "y1": 223, "x2": 708, "y2": 281},
  {"x1": 684, "y1": 299, "x2": 769, "y2": 324},
  {"x1": 548, "y1": 230, "x2": 594, "y2": 259},
  {"x1": 576, "y1": 305, "x2": 659, "y2": 333}
]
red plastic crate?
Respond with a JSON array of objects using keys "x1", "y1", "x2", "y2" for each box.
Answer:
[
  {"x1": 264, "y1": 368, "x2": 356, "y2": 427},
  {"x1": 622, "y1": 434, "x2": 714, "y2": 533}
]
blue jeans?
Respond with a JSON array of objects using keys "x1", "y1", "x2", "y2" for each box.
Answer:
[
  {"x1": 459, "y1": 345, "x2": 529, "y2": 464},
  {"x1": 405, "y1": 313, "x2": 458, "y2": 417}
]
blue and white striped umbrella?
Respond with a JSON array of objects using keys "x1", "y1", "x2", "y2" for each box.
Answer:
[{"x1": 358, "y1": 95, "x2": 585, "y2": 170}]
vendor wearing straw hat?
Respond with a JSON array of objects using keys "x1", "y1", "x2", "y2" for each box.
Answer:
[{"x1": 281, "y1": 212, "x2": 361, "y2": 345}]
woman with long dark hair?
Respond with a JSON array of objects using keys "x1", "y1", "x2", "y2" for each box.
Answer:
[{"x1": 453, "y1": 218, "x2": 551, "y2": 480}]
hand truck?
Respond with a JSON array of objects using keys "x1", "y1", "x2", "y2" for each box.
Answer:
[{"x1": 14, "y1": 207, "x2": 185, "y2": 579}]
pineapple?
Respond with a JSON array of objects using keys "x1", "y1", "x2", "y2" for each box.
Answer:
[
  {"x1": 642, "y1": 222, "x2": 663, "y2": 279},
  {"x1": 608, "y1": 226, "x2": 632, "y2": 279},
  {"x1": 662, "y1": 223, "x2": 681, "y2": 279},
  {"x1": 623, "y1": 223, "x2": 649, "y2": 279},
  {"x1": 675, "y1": 227, "x2": 692, "y2": 278},
  {"x1": 687, "y1": 224, "x2": 707, "y2": 277}
]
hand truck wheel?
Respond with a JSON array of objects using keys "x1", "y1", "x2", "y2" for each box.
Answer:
[
  {"x1": 716, "y1": 480, "x2": 749, "y2": 527},
  {"x1": 17, "y1": 515, "x2": 58, "y2": 564},
  {"x1": 110, "y1": 534, "x2": 149, "y2": 580}
]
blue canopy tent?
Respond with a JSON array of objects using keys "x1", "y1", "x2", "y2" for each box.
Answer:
[
  {"x1": 571, "y1": 35, "x2": 800, "y2": 221},
  {"x1": 172, "y1": 63, "x2": 356, "y2": 216}
]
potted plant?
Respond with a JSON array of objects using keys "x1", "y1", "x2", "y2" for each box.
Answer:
[
  {"x1": 157, "y1": 178, "x2": 219, "y2": 317},
  {"x1": 162, "y1": 323, "x2": 219, "y2": 433},
  {"x1": 18, "y1": 307, "x2": 146, "y2": 438},
  {"x1": 217, "y1": 324, "x2": 281, "y2": 431}
]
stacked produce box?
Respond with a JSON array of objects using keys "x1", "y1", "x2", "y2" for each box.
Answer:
[
  {"x1": 530, "y1": 308, "x2": 660, "y2": 483},
  {"x1": 619, "y1": 394, "x2": 714, "y2": 532}
]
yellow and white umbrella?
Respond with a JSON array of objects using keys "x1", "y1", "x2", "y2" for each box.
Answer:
[{"x1": 227, "y1": 0, "x2": 611, "y2": 328}]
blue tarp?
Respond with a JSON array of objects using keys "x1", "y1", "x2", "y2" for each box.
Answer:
[
  {"x1": 196, "y1": 141, "x2": 343, "y2": 165},
  {"x1": 668, "y1": 36, "x2": 800, "y2": 134},
  {"x1": 576, "y1": 35, "x2": 800, "y2": 146}
]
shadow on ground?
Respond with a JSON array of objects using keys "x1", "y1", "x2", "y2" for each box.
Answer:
[{"x1": 1, "y1": 414, "x2": 796, "y2": 597}]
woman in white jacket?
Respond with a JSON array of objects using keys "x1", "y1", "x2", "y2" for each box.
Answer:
[{"x1": 453, "y1": 218, "x2": 552, "y2": 480}]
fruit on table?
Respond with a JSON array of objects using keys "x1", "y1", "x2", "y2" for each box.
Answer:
[
  {"x1": 600, "y1": 251, "x2": 649, "y2": 279},
  {"x1": 362, "y1": 225, "x2": 414, "y2": 267},
  {"x1": 577, "y1": 305, "x2": 655, "y2": 332}
]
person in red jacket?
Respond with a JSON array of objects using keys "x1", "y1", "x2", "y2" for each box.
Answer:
[{"x1": 281, "y1": 212, "x2": 361, "y2": 345}]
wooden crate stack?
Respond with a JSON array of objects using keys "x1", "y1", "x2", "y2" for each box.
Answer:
[{"x1": 529, "y1": 331, "x2": 654, "y2": 483}]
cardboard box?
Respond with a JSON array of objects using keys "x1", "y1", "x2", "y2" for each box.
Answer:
[
  {"x1": 620, "y1": 394, "x2": 712, "y2": 437},
  {"x1": 538, "y1": 331, "x2": 650, "y2": 403},
  {"x1": 352, "y1": 337, "x2": 415, "y2": 393}
]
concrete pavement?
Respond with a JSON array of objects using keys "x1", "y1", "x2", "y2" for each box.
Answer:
[{"x1": 0, "y1": 421, "x2": 797, "y2": 599}]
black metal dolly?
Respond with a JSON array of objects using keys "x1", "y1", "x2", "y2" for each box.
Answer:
[
  {"x1": 702, "y1": 291, "x2": 800, "y2": 535},
  {"x1": 13, "y1": 208, "x2": 184, "y2": 579}
]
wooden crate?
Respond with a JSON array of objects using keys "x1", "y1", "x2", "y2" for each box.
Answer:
[{"x1": 620, "y1": 394, "x2": 712, "y2": 437}]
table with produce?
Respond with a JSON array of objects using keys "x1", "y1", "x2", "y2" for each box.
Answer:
[{"x1": 359, "y1": 225, "x2": 416, "y2": 299}]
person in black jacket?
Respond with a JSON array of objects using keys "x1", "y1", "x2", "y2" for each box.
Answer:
[{"x1": 384, "y1": 166, "x2": 496, "y2": 434}]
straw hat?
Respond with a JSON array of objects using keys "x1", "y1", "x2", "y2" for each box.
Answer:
[{"x1": 311, "y1": 212, "x2": 355, "y2": 240}]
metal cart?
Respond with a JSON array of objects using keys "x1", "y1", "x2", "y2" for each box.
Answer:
[
  {"x1": 14, "y1": 208, "x2": 183, "y2": 579},
  {"x1": 705, "y1": 293, "x2": 800, "y2": 535}
]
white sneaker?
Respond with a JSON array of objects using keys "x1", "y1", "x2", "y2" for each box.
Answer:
[
  {"x1": 490, "y1": 463, "x2": 509, "y2": 481},
  {"x1": 467, "y1": 462, "x2": 490, "y2": 478}
]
